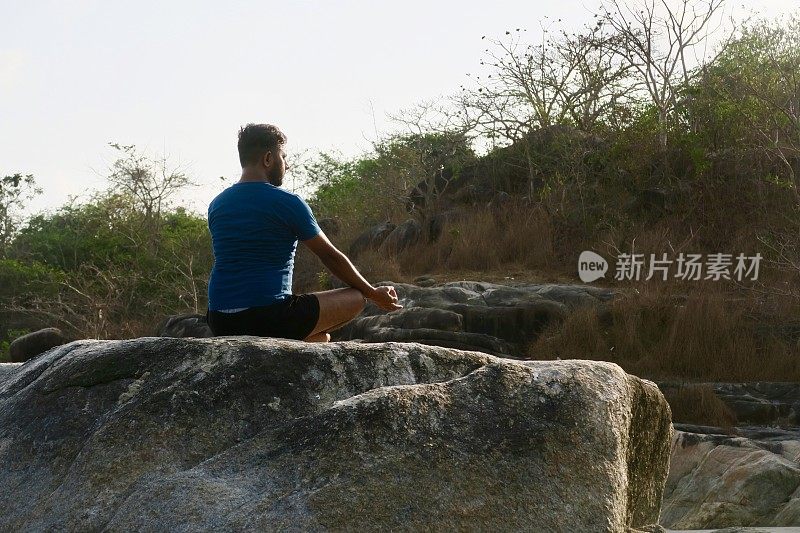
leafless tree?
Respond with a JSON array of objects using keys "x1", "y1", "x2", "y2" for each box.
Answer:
[
  {"x1": 394, "y1": 22, "x2": 634, "y2": 149},
  {"x1": 107, "y1": 143, "x2": 195, "y2": 239},
  {"x1": 598, "y1": 0, "x2": 734, "y2": 148},
  {"x1": 390, "y1": 23, "x2": 636, "y2": 211}
]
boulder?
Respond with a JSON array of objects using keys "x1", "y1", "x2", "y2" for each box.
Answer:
[
  {"x1": 317, "y1": 217, "x2": 341, "y2": 237},
  {"x1": 412, "y1": 275, "x2": 436, "y2": 287},
  {"x1": 155, "y1": 313, "x2": 213, "y2": 338},
  {"x1": 348, "y1": 221, "x2": 396, "y2": 259},
  {"x1": 661, "y1": 426, "x2": 800, "y2": 528},
  {"x1": 0, "y1": 362, "x2": 21, "y2": 383},
  {"x1": 0, "y1": 337, "x2": 672, "y2": 531},
  {"x1": 9, "y1": 327, "x2": 69, "y2": 363},
  {"x1": 378, "y1": 219, "x2": 422, "y2": 256},
  {"x1": 425, "y1": 208, "x2": 464, "y2": 242},
  {"x1": 334, "y1": 281, "x2": 616, "y2": 357}
]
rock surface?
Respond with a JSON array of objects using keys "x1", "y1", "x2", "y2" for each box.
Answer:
[
  {"x1": 8, "y1": 327, "x2": 69, "y2": 363},
  {"x1": 660, "y1": 426, "x2": 800, "y2": 529},
  {"x1": 379, "y1": 218, "x2": 422, "y2": 256},
  {"x1": 658, "y1": 381, "x2": 800, "y2": 427},
  {"x1": 0, "y1": 362, "x2": 20, "y2": 381},
  {"x1": 0, "y1": 337, "x2": 671, "y2": 531},
  {"x1": 333, "y1": 281, "x2": 616, "y2": 357},
  {"x1": 347, "y1": 221, "x2": 396, "y2": 259},
  {"x1": 155, "y1": 312, "x2": 213, "y2": 338}
]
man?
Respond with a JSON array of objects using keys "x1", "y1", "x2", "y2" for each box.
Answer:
[{"x1": 206, "y1": 123, "x2": 402, "y2": 342}]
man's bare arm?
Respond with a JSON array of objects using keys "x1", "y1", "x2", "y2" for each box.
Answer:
[
  {"x1": 301, "y1": 232, "x2": 402, "y2": 311},
  {"x1": 301, "y1": 232, "x2": 376, "y2": 296}
]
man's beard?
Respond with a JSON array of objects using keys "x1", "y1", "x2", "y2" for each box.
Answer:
[{"x1": 269, "y1": 165, "x2": 284, "y2": 186}]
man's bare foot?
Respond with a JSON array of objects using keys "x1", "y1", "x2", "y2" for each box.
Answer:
[{"x1": 304, "y1": 332, "x2": 330, "y2": 343}]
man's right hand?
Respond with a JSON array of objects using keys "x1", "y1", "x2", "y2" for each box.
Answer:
[{"x1": 368, "y1": 285, "x2": 403, "y2": 312}]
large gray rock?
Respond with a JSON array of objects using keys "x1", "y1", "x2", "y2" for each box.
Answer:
[
  {"x1": 317, "y1": 217, "x2": 341, "y2": 237},
  {"x1": 379, "y1": 219, "x2": 422, "y2": 255},
  {"x1": 660, "y1": 427, "x2": 800, "y2": 528},
  {"x1": 425, "y1": 208, "x2": 465, "y2": 242},
  {"x1": 9, "y1": 327, "x2": 69, "y2": 363},
  {"x1": 348, "y1": 221, "x2": 396, "y2": 258},
  {"x1": 334, "y1": 281, "x2": 616, "y2": 357},
  {"x1": 0, "y1": 337, "x2": 672, "y2": 532},
  {"x1": 0, "y1": 362, "x2": 21, "y2": 383},
  {"x1": 155, "y1": 313, "x2": 213, "y2": 338}
]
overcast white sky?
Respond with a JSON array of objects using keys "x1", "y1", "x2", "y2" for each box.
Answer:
[{"x1": 1, "y1": 0, "x2": 796, "y2": 216}]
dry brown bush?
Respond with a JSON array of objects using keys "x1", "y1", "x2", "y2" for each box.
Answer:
[
  {"x1": 351, "y1": 248, "x2": 408, "y2": 285},
  {"x1": 661, "y1": 384, "x2": 737, "y2": 432},
  {"x1": 526, "y1": 279, "x2": 800, "y2": 382},
  {"x1": 399, "y1": 198, "x2": 556, "y2": 274}
]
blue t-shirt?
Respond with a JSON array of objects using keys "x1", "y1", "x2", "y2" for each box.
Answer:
[{"x1": 207, "y1": 182, "x2": 321, "y2": 310}]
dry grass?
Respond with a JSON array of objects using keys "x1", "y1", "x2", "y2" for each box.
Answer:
[
  {"x1": 351, "y1": 248, "x2": 409, "y2": 285},
  {"x1": 660, "y1": 384, "x2": 737, "y2": 432},
  {"x1": 399, "y1": 198, "x2": 557, "y2": 274},
  {"x1": 526, "y1": 280, "x2": 800, "y2": 382}
]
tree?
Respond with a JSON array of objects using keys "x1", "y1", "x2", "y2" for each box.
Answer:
[
  {"x1": 0, "y1": 173, "x2": 41, "y2": 258},
  {"x1": 106, "y1": 143, "x2": 195, "y2": 248},
  {"x1": 686, "y1": 12, "x2": 800, "y2": 193},
  {"x1": 599, "y1": 0, "x2": 734, "y2": 148},
  {"x1": 393, "y1": 22, "x2": 634, "y2": 153},
  {"x1": 301, "y1": 133, "x2": 476, "y2": 228},
  {"x1": 390, "y1": 23, "x2": 635, "y2": 203}
]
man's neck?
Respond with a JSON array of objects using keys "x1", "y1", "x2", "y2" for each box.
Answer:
[{"x1": 239, "y1": 167, "x2": 268, "y2": 184}]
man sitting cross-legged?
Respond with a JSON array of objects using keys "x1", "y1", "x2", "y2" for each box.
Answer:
[{"x1": 205, "y1": 123, "x2": 402, "y2": 342}]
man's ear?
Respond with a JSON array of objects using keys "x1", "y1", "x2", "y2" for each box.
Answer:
[{"x1": 262, "y1": 150, "x2": 273, "y2": 168}]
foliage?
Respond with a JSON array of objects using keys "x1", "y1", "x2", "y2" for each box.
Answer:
[
  {"x1": 685, "y1": 13, "x2": 800, "y2": 193},
  {"x1": 2, "y1": 146, "x2": 209, "y2": 339},
  {"x1": 303, "y1": 132, "x2": 476, "y2": 229},
  {"x1": 11, "y1": 194, "x2": 137, "y2": 271},
  {"x1": 0, "y1": 259, "x2": 63, "y2": 301},
  {"x1": 3, "y1": 7, "x2": 800, "y2": 365},
  {"x1": 0, "y1": 173, "x2": 41, "y2": 257}
]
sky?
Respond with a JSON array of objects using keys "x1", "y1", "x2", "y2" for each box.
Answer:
[{"x1": 1, "y1": 0, "x2": 797, "y2": 217}]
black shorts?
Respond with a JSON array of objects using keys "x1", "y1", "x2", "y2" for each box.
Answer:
[{"x1": 206, "y1": 294, "x2": 320, "y2": 340}]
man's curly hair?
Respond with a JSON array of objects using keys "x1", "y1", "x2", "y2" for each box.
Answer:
[{"x1": 237, "y1": 123, "x2": 287, "y2": 167}]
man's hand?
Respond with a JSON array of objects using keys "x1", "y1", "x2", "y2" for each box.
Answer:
[{"x1": 368, "y1": 285, "x2": 403, "y2": 312}]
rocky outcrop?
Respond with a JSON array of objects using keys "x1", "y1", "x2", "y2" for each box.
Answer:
[
  {"x1": 658, "y1": 381, "x2": 800, "y2": 427},
  {"x1": 9, "y1": 327, "x2": 69, "y2": 363},
  {"x1": 660, "y1": 425, "x2": 800, "y2": 528},
  {"x1": 155, "y1": 313, "x2": 213, "y2": 338},
  {"x1": 333, "y1": 281, "x2": 616, "y2": 357},
  {"x1": 0, "y1": 362, "x2": 20, "y2": 382},
  {"x1": 348, "y1": 221, "x2": 396, "y2": 258},
  {"x1": 317, "y1": 217, "x2": 341, "y2": 237},
  {"x1": 425, "y1": 208, "x2": 465, "y2": 242},
  {"x1": 0, "y1": 337, "x2": 672, "y2": 531},
  {"x1": 379, "y1": 219, "x2": 422, "y2": 255}
]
